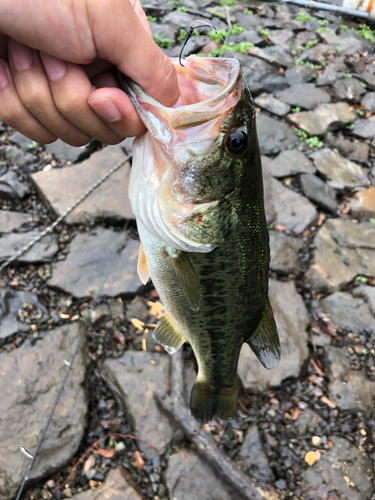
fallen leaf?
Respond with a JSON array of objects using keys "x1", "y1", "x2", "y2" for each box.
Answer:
[
  {"x1": 113, "y1": 330, "x2": 126, "y2": 345},
  {"x1": 274, "y1": 224, "x2": 288, "y2": 231},
  {"x1": 83, "y1": 454, "x2": 96, "y2": 473},
  {"x1": 89, "y1": 480, "x2": 98, "y2": 489},
  {"x1": 147, "y1": 301, "x2": 164, "y2": 319},
  {"x1": 134, "y1": 450, "x2": 144, "y2": 469},
  {"x1": 320, "y1": 395, "x2": 336, "y2": 409},
  {"x1": 343, "y1": 476, "x2": 350, "y2": 486},
  {"x1": 310, "y1": 358, "x2": 326, "y2": 377},
  {"x1": 305, "y1": 450, "x2": 321, "y2": 466},
  {"x1": 290, "y1": 407, "x2": 302, "y2": 420},
  {"x1": 130, "y1": 318, "x2": 145, "y2": 331},
  {"x1": 264, "y1": 432, "x2": 278, "y2": 447},
  {"x1": 96, "y1": 448, "x2": 116, "y2": 458}
]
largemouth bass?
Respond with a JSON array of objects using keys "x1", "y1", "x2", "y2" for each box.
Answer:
[{"x1": 122, "y1": 56, "x2": 280, "y2": 424}]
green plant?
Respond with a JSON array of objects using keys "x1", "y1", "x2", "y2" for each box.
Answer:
[
  {"x1": 208, "y1": 29, "x2": 228, "y2": 43},
  {"x1": 305, "y1": 136, "x2": 324, "y2": 148},
  {"x1": 230, "y1": 24, "x2": 245, "y2": 35},
  {"x1": 346, "y1": 124, "x2": 354, "y2": 130},
  {"x1": 296, "y1": 128, "x2": 308, "y2": 140},
  {"x1": 220, "y1": 0, "x2": 236, "y2": 5},
  {"x1": 258, "y1": 26, "x2": 270, "y2": 38},
  {"x1": 177, "y1": 6, "x2": 187, "y2": 12},
  {"x1": 147, "y1": 15, "x2": 157, "y2": 22},
  {"x1": 361, "y1": 82, "x2": 367, "y2": 88},
  {"x1": 362, "y1": 348, "x2": 368, "y2": 355},
  {"x1": 356, "y1": 275, "x2": 368, "y2": 283},
  {"x1": 153, "y1": 33, "x2": 174, "y2": 49},
  {"x1": 357, "y1": 109, "x2": 365, "y2": 116},
  {"x1": 292, "y1": 107, "x2": 301, "y2": 113},
  {"x1": 370, "y1": 218, "x2": 375, "y2": 224},
  {"x1": 284, "y1": 179, "x2": 292, "y2": 186},
  {"x1": 336, "y1": 46, "x2": 342, "y2": 53},
  {"x1": 299, "y1": 39, "x2": 318, "y2": 51},
  {"x1": 327, "y1": 132, "x2": 333, "y2": 137},
  {"x1": 340, "y1": 24, "x2": 349, "y2": 30},
  {"x1": 195, "y1": 52, "x2": 206, "y2": 57},
  {"x1": 209, "y1": 41, "x2": 254, "y2": 56},
  {"x1": 315, "y1": 27, "x2": 329, "y2": 34},
  {"x1": 295, "y1": 11, "x2": 316, "y2": 22},
  {"x1": 318, "y1": 19, "x2": 328, "y2": 27},
  {"x1": 245, "y1": 9, "x2": 254, "y2": 15},
  {"x1": 343, "y1": 73, "x2": 352, "y2": 78},
  {"x1": 353, "y1": 24, "x2": 375, "y2": 43},
  {"x1": 178, "y1": 28, "x2": 188, "y2": 42}
]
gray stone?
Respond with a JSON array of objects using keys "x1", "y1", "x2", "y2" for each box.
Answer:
[
  {"x1": 348, "y1": 187, "x2": 375, "y2": 219},
  {"x1": 150, "y1": 22, "x2": 176, "y2": 41},
  {"x1": 108, "y1": 297, "x2": 124, "y2": 318},
  {"x1": 306, "y1": 219, "x2": 375, "y2": 293},
  {"x1": 242, "y1": 57, "x2": 288, "y2": 95},
  {"x1": 353, "y1": 116, "x2": 375, "y2": 139},
  {"x1": 257, "y1": 114, "x2": 299, "y2": 155},
  {"x1": 0, "y1": 289, "x2": 49, "y2": 340},
  {"x1": 300, "y1": 174, "x2": 337, "y2": 214},
  {"x1": 234, "y1": 11, "x2": 258, "y2": 30},
  {"x1": 163, "y1": 10, "x2": 195, "y2": 29},
  {"x1": 323, "y1": 345, "x2": 351, "y2": 380},
  {"x1": 0, "y1": 231, "x2": 59, "y2": 264},
  {"x1": 316, "y1": 58, "x2": 347, "y2": 86},
  {"x1": 231, "y1": 29, "x2": 264, "y2": 46},
  {"x1": 2, "y1": 145, "x2": 26, "y2": 167},
  {"x1": 238, "y1": 279, "x2": 309, "y2": 393},
  {"x1": 48, "y1": 229, "x2": 141, "y2": 298},
  {"x1": 237, "y1": 424, "x2": 274, "y2": 483},
  {"x1": 302, "y1": 436, "x2": 374, "y2": 500},
  {"x1": 0, "y1": 323, "x2": 87, "y2": 500},
  {"x1": 323, "y1": 32, "x2": 364, "y2": 55},
  {"x1": 73, "y1": 468, "x2": 140, "y2": 500},
  {"x1": 9, "y1": 131, "x2": 36, "y2": 149},
  {"x1": 333, "y1": 78, "x2": 366, "y2": 103},
  {"x1": 269, "y1": 231, "x2": 303, "y2": 275},
  {"x1": 362, "y1": 92, "x2": 375, "y2": 112},
  {"x1": 287, "y1": 103, "x2": 357, "y2": 136},
  {"x1": 327, "y1": 137, "x2": 369, "y2": 163},
  {"x1": 321, "y1": 292, "x2": 375, "y2": 334},
  {"x1": 248, "y1": 45, "x2": 295, "y2": 68},
  {"x1": 353, "y1": 285, "x2": 375, "y2": 316},
  {"x1": 0, "y1": 171, "x2": 30, "y2": 200},
  {"x1": 81, "y1": 303, "x2": 111, "y2": 326},
  {"x1": 31, "y1": 145, "x2": 134, "y2": 225},
  {"x1": 267, "y1": 29, "x2": 294, "y2": 51},
  {"x1": 353, "y1": 72, "x2": 375, "y2": 91},
  {"x1": 284, "y1": 65, "x2": 317, "y2": 86},
  {"x1": 264, "y1": 172, "x2": 317, "y2": 234},
  {"x1": 311, "y1": 148, "x2": 369, "y2": 190},
  {"x1": 0, "y1": 210, "x2": 32, "y2": 233},
  {"x1": 267, "y1": 150, "x2": 315, "y2": 177},
  {"x1": 166, "y1": 449, "x2": 233, "y2": 500},
  {"x1": 295, "y1": 409, "x2": 322, "y2": 436},
  {"x1": 45, "y1": 139, "x2": 88, "y2": 163},
  {"x1": 102, "y1": 351, "x2": 175, "y2": 458},
  {"x1": 254, "y1": 93, "x2": 291, "y2": 117},
  {"x1": 298, "y1": 45, "x2": 331, "y2": 65},
  {"x1": 276, "y1": 84, "x2": 331, "y2": 110}
]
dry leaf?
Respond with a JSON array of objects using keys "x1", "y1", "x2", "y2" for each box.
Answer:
[
  {"x1": 343, "y1": 476, "x2": 350, "y2": 486},
  {"x1": 290, "y1": 407, "x2": 302, "y2": 420},
  {"x1": 317, "y1": 213, "x2": 326, "y2": 226},
  {"x1": 89, "y1": 480, "x2": 98, "y2": 489},
  {"x1": 310, "y1": 358, "x2": 326, "y2": 377},
  {"x1": 305, "y1": 450, "x2": 321, "y2": 466},
  {"x1": 274, "y1": 224, "x2": 288, "y2": 231},
  {"x1": 96, "y1": 448, "x2": 116, "y2": 458},
  {"x1": 113, "y1": 330, "x2": 126, "y2": 345},
  {"x1": 134, "y1": 450, "x2": 144, "y2": 469},
  {"x1": 147, "y1": 301, "x2": 164, "y2": 319},
  {"x1": 130, "y1": 318, "x2": 145, "y2": 331},
  {"x1": 83, "y1": 453, "x2": 96, "y2": 473},
  {"x1": 320, "y1": 395, "x2": 336, "y2": 409}
]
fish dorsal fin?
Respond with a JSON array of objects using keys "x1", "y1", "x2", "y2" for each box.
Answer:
[
  {"x1": 170, "y1": 251, "x2": 200, "y2": 312},
  {"x1": 137, "y1": 243, "x2": 150, "y2": 285},
  {"x1": 152, "y1": 310, "x2": 187, "y2": 354},
  {"x1": 246, "y1": 299, "x2": 281, "y2": 370}
]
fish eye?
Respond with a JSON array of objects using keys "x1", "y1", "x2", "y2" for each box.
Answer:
[{"x1": 225, "y1": 129, "x2": 248, "y2": 155}]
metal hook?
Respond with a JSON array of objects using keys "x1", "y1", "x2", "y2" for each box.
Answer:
[{"x1": 179, "y1": 21, "x2": 219, "y2": 66}]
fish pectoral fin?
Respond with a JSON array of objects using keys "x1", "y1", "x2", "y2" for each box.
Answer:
[
  {"x1": 137, "y1": 243, "x2": 150, "y2": 285},
  {"x1": 152, "y1": 310, "x2": 187, "y2": 354},
  {"x1": 246, "y1": 299, "x2": 281, "y2": 370},
  {"x1": 170, "y1": 252, "x2": 200, "y2": 312}
]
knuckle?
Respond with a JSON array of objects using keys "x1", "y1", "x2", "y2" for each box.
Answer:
[{"x1": 54, "y1": 92, "x2": 82, "y2": 117}]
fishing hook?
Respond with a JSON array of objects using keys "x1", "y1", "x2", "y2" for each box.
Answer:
[{"x1": 179, "y1": 21, "x2": 219, "y2": 66}]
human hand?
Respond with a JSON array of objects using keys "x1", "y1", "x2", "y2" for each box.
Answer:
[{"x1": 0, "y1": 0, "x2": 179, "y2": 145}]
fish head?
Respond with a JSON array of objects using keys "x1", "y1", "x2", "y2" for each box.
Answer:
[{"x1": 122, "y1": 56, "x2": 259, "y2": 252}]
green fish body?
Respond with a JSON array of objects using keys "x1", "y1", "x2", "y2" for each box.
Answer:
[{"x1": 122, "y1": 56, "x2": 280, "y2": 424}]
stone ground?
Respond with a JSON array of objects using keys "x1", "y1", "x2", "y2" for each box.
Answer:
[{"x1": 0, "y1": 1, "x2": 375, "y2": 499}]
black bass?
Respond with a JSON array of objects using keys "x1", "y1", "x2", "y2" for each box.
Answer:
[{"x1": 122, "y1": 56, "x2": 280, "y2": 424}]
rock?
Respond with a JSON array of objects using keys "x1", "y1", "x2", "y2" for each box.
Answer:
[
  {"x1": 333, "y1": 78, "x2": 366, "y2": 103},
  {"x1": 0, "y1": 171, "x2": 31, "y2": 200},
  {"x1": 108, "y1": 297, "x2": 124, "y2": 318},
  {"x1": 231, "y1": 29, "x2": 264, "y2": 46},
  {"x1": 126, "y1": 296, "x2": 149, "y2": 323},
  {"x1": 306, "y1": 219, "x2": 375, "y2": 293},
  {"x1": 45, "y1": 139, "x2": 88, "y2": 163},
  {"x1": 254, "y1": 93, "x2": 291, "y2": 117},
  {"x1": 0, "y1": 210, "x2": 32, "y2": 233},
  {"x1": 285, "y1": 65, "x2": 317, "y2": 86},
  {"x1": 267, "y1": 29, "x2": 294, "y2": 51},
  {"x1": 316, "y1": 58, "x2": 347, "y2": 86},
  {"x1": 302, "y1": 436, "x2": 374, "y2": 500},
  {"x1": 352, "y1": 285, "x2": 375, "y2": 315},
  {"x1": 295, "y1": 409, "x2": 322, "y2": 436},
  {"x1": 166, "y1": 449, "x2": 233, "y2": 500},
  {"x1": 31, "y1": 145, "x2": 134, "y2": 224},
  {"x1": 9, "y1": 131, "x2": 36, "y2": 149},
  {"x1": 353, "y1": 72, "x2": 375, "y2": 91},
  {"x1": 238, "y1": 279, "x2": 309, "y2": 393},
  {"x1": 234, "y1": 11, "x2": 258, "y2": 30},
  {"x1": 163, "y1": 10, "x2": 195, "y2": 29},
  {"x1": 287, "y1": 102, "x2": 357, "y2": 136},
  {"x1": 73, "y1": 468, "x2": 140, "y2": 500},
  {"x1": 242, "y1": 56, "x2": 288, "y2": 95},
  {"x1": 0, "y1": 323, "x2": 87, "y2": 500},
  {"x1": 2, "y1": 145, "x2": 26, "y2": 167},
  {"x1": 298, "y1": 45, "x2": 331, "y2": 65},
  {"x1": 257, "y1": 114, "x2": 299, "y2": 155},
  {"x1": 248, "y1": 45, "x2": 295, "y2": 68},
  {"x1": 0, "y1": 289, "x2": 49, "y2": 340},
  {"x1": 362, "y1": 92, "x2": 375, "y2": 112},
  {"x1": 102, "y1": 351, "x2": 175, "y2": 458},
  {"x1": 321, "y1": 292, "x2": 375, "y2": 334},
  {"x1": 310, "y1": 148, "x2": 369, "y2": 190},
  {"x1": 348, "y1": 187, "x2": 375, "y2": 219},
  {"x1": 0, "y1": 231, "x2": 59, "y2": 264},
  {"x1": 269, "y1": 231, "x2": 303, "y2": 275},
  {"x1": 353, "y1": 116, "x2": 375, "y2": 139},
  {"x1": 264, "y1": 172, "x2": 317, "y2": 234},
  {"x1": 267, "y1": 150, "x2": 315, "y2": 177},
  {"x1": 48, "y1": 229, "x2": 141, "y2": 298},
  {"x1": 276, "y1": 84, "x2": 331, "y2": 110},
  {"x1": 299, "y1": 174, "x2": 337, "y2": 214},
  {"x1": 326, "y1": 137, "x2": 369, "y2": 163},
  {"x1": 150, "y1": 22, "x2": 177, "y2": 41},
  {"x1": 81, "y1": 303, "x2": 111, "y2": 326},
  {"x1": 237, "y1": 424, "x2": 275, "y2": 483}
]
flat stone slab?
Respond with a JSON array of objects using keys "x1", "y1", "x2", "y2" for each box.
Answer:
[
  {"x1": 0, "y1": 231, "x2": 59, "y2": 264},
  {"x1": 321, "y1": 292, "x2": 375, "y2": 334},
  {"x1": 300, "y1": 174, "x2": 337, "y2": 214},
  {"x1": 237, "y1": 424, "x2": 275, "y2": 484},
  {"x1": 102, "y1": 351, "x2": 175, "y2": 458},
  {"x1": 327, "y1": 137, "x2": 369, "y2": 163},
  {"x1": 276, "y1": 83, "x2": 331, "y2": 110},
  {"x1": 31, "y1": 145, "x2": 134, "y2": 225},
  {"x1": 0, "y1": 210, "x2": 32, "y2": 233},
  {"x1": 74, "y1": 468, "x2": 140, "y2": 500},
  {"x1": 311, "y1": 148, "x2": 369, "y2": 190},
  {"x1": 362, "y1": 92, "x2": 375, "y2": 112},
  {"x1": 306, "y1": 219, "x2": 375, "y2": 293},
  {"x1": 348, "y1": 187, "x2": 375, "y2": 219},
  {"x1": 257, "y1": 114, "x2": 299, "y2": 155},
  {"x1": 333, "y1": 77, "x2": 366, "y2": 103},
  {"x1": 269, "y1": 231, "x2": 303, "y2": 276},
  {"x1": 248, "y1": 45, "x2": 294, "y2": 68},
  {"x1": 287, "y1": 103, "x2": 357, "y2": 136},
  {"x1": 48, "y1": 229, "x2": 141, "y2": 298},
  {"x1": 353, "y1": 116, "x2": 375, "y2": 139},
  {"x1": 254, "y1": 93, "x2": 291, "y2": 117},
  {"x1": 0, "y1": 323, "x2": 87, "y2": 500},
  {"x1": 285, "y1": 65, "x2": 316, "y2": 86},
  {"x1": 242, "y1": 57, "x2": 288, "y2": 96},
  {"x1": 0, "y1": 171, "x2": 31, "y2": 200},
  {"x1": 267, "y1": 150, "x2": 315, "y2": 177},
  {"x1": 238, "y1": 279, "x2": 309, "y2": 393},
  {"x1": 45, "y1": 139, "x2": 88, "y2": 163}
]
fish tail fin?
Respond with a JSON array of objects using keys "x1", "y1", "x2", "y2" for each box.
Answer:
[{"x1": 189, "y1": 379, "x2": 239, "y2": 424}]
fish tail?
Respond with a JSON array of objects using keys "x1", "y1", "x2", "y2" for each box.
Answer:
[{"x1": 189, "y1": 379, "x2": 239, "y2": 424}]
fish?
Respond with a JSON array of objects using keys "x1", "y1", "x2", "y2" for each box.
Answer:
[{"x1": 121, "y1": 55, "x2": 281, "y2": 424}]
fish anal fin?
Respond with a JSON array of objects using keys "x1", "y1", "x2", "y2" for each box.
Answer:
[
  {"x1": 246, "y1": 299, "x2": 281, "y2": 370},
  {"x1": 152, "y1": 310, "x2": 186, "y2": 354},
  {"x1": 137, "y1": 243, "x2": 150, "y2": 285},
  {"x1": 170, "y1": 252, "x2": 200, "y2": 312}
]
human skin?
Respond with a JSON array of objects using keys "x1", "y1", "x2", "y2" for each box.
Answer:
[{"x1": 0, "y1": 0, "x2": 180, "y2": 145}]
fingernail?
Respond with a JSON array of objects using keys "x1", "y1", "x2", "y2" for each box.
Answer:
[
  {"x1": 0, "y1": 60, "x2": 10, "y2": 89},
  {"x1": 89, "y1": 98, "x2": 122, "y2": 122},
  {"x1": 9, "y1": 40, "x2": 33, "y2": 71},
  {"x1": 41, "y1": 52, "x2": 67, "y2": 81}
]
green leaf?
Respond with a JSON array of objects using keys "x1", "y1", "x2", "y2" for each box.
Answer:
[{"x1": 355, "y1": 275, "x2": 368, "y2": 283}]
